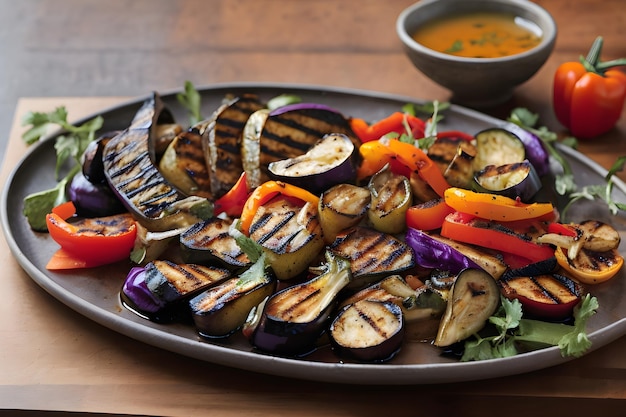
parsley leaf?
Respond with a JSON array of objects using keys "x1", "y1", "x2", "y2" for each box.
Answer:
[{"x1": 21, "y1": 107, "x2": 103, "y2": 231}]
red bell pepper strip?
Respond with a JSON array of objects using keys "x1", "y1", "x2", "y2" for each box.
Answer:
[
  {"x1": 349, "y1": 112, "x2": 426, "y2": 143},
  {"x1": 45, "y1": 201, "x2": 137, "y2": 270},
  {"x1": 444, "y1": 187, "x2": 554, "y2": 222},
  {"x1": 213, "y1": 172, "x2": 250, "y2": 217},
  {"x1": 553, "y1": 36, "x2": 626, "y2": 139},
  {"x1": 387, "y1": 139, "x2": 450, "y2": 197},
  {"x1": 405, "y1": 197, "x2": 454, "y2": 231},
  {"x1": 436, "y1": 130, "x2": 475, "y2": 142},
  {"x1": 239, "y1": 181, "x2": 320, "y2": 235},
  {"x1": 440, "y1": 211, "x2": 555, "y2": 264}
]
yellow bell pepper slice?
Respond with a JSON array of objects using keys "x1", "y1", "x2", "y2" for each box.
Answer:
[{"x1": 444, "y1": 187, "x2": 554, "y2": 221}]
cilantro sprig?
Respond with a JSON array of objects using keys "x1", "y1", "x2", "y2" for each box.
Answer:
[
  {"x1": 462, "y1": 294, "x2": 598, "y2": 361},
  {"x1": 21, "y1": 107, "x2": 103, "y2": 231}
]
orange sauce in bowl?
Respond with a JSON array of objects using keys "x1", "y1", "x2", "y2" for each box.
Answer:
[{"x1": 412, "y1": 12, "x2": 543, "y2": 58}]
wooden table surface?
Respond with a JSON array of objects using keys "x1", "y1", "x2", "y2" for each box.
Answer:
[{"x1": 2, "y1": 1, "x2": 626, "y2": 416}]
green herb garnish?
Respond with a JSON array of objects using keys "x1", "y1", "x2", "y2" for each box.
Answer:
[
  {"x1": 462, "y1": 294, "x2": 598, "y2": 361},
  {"x1": 21, "y1": 107, "x2": 103, "y2": 231},
  {"x1": 176, "y1": 80, "x2": 203, "y2": 126}
]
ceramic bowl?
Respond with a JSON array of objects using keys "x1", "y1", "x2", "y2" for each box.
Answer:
[{"x1": 396, "y1": 0, "x2": 557, "y2": 108}]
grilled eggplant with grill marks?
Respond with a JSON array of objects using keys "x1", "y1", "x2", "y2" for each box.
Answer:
[
  {"x1": 330, "y1": 299, "x2": 404, "y2": 362},
  {"x1": 434, "y1": 268, "x2": 500, "y2": 347},
  {"x1": 427, "y1": 137, "x2": 476, "y2": 189},
  {"x1": 159, "y1": 120, "x2": 213, "y2": 198},
  {"x1": 268, "y1": 133, "x2": 357, "y2": 195},
  {"x1": 340, "y1": 274, "x2": 446, "y2": 323},
  {"x1": 367, "y1": 165, "x2": 411, "y2": 234},
  {"x1": 121, "y1": 259, "x2": 231, "y2": 323},
  {"x1": 249, "y1": 194, "x2": 324, "y2": 280},
  {"x1": 318, "y1": 183, "x2": 371, "y2": 244},
  {"x1": 189, "y1": 254, "x2": 276, "y2": 338},
  {"x1": 241, "y1": 103, "x2": 360, "y2": 186},
  {"x1": 329, "y1": 226, "x2": 415, "y2": 290},
  {"x1": 179, "y1": 217, "x2": 251, "y2": 269},
  {"x1": 205, "y1": 94, "x2": 266, "y2": 197},
  {"x1": 103, "y1": 93, "x2": 212, "y2": 231},
  {"x1": 250, "y1": 251, "x2": 351, "y2": 356}
]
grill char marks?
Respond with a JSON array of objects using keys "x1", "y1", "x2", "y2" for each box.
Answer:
[
  {"x1": 206, "y1": 94, "x2": 265, "y2": 197},
  {"x1": 258, "y1": 107, "x2": 358, "y2": 181}
]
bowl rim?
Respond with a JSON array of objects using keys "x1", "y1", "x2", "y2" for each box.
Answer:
[{"x1": 396, "y1": 0, "x2": 557, "y2": 63}]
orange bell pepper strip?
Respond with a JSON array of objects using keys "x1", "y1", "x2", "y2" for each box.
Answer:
[
  {"x1": 405, "y1": 197, "x2": 454, "y2": 231},
  {"x1": 444, "y1": 187, "x2": 554, "y2": 222},
  {"x1": 45, "y1": 201, "x2": 137, "y2": 270},
  {"x1": 356, "y1": 140, "x2": 396, "y2": 180},
  {"x1": 441, "y1": 211, "x2": 555, "y2": 264},
  {"x1": 553, "y1": 36, "x2": 626, "y2": 139},
  {"x1": 213, "y1": 172, "x2": 250, "y2": 217},
  {"x1": 239, "y1": 181, "x2": 320, "y2": 235},
  {"x1": 387, "y1": 139, "x2": 450, "y2": 197},
  {"x1": 349, "y1": 112, "x2": 426, "y2": 143}
]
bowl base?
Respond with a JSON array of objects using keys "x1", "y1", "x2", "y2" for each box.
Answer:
[{"x1": 451, "y1": 90, "x2": 514, "y2": 109}]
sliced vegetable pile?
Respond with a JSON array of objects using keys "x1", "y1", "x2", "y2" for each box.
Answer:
[{"x1": 21, "y1": 85, "x2": 625, "y2": 364}]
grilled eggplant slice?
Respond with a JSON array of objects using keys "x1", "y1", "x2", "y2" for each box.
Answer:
[
  {"x1": 103, "y1": 94, "x2": 212, "y2": 231},
  {"x1": 434, "y1": 268, "x2": 500, "y2": 347},
  {"x1": 330, "y1": 299, "x2": 404, "y2": 362},
  {"x1": 249, "y1": 194, "x2": 324, "y2": 280},
  {"x1": 340, "y1": 275, "x2": 446, "y2": 323},
  {"x1": 159, "y1": 121, "x2": 213, "y2": 198},
  {"x1": 427, "y1": 137, "x2": 476, "y2": 188},
  {"x1": 121, "y1": 259, "x2": 231, "y2": 323},
  {"x1": 189, "y1": 255, "x2": 276, "y2": 338},
  {"x1": 367, "y1": 165, "x2": 411, "y2": 234},
  {"x1": 473, "y1": 160, "x2": 542, "y2": 202},
  {"x1": 205, "y1": 94, "x2": 266, "y2": 197},
  {"x1": 268, "y1": 133, "x2": 357, "y2": 194},
  {"x1": 472, "y1": 128, "x2": 526, "y2": 172},
  {"x1": 179, "y1": 217, "x2": 250, "y2": 269},
  {"x1": 241, "y1": 109, "x2": 271, "y2": 189},
  {"x1": 242, "y1": 103, "x2": 359, "y2": 185},
  {"x1": 329, "y1": 226, "x2": 415, "y2": 289},
  {"x1": 251, "y1": 251, "x2": 351, "y2": 355},
  {"x1": 499, "y1": 273, "x2": 583, "y2": 320},
  {"x1": 319, "y1": 183, "x2": 371, "y2": 244}
]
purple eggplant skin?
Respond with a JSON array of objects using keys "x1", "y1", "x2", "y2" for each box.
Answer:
[
  {"x1": 268, "y1": 102, "x2": 344, "y2": 117},
  {"x1": 120, "y1": 260, "x2": 231, "y2": 323},
  {"x1": 81, "y1": 132, "x2": 120, "y2": 184},
  {"x1": 505, "y1": 123, "x2": 550, "y2": 177},
  {"x1": 405, "y1": 228, "x2": 481, "y2": 274},
  {"x1": 330, "y1": 300, "x2": 405, "y2": 363},
  {"x1": 67, "y1": 171, "x2": 126, "y2": 217},
  {"x1": 120, "y1": 266, "x2": 178, "y2": 323},
  {"x1": 252, "y1": 301, "x2": 334, "y2": 356},
  {"x1": 250, "y1": 252, "x2": 352, "y2": 356}
]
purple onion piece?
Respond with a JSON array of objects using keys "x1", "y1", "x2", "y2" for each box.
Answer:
[
  {"x1": 67, "y1": 172, "x2": 126, "y2": 217},
  {"x1": 505, "y1": 123, "x2": 550, "y2": 177},
  {"x1": 405, "y1": 228, "x2": 480, "y2": 274}
]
